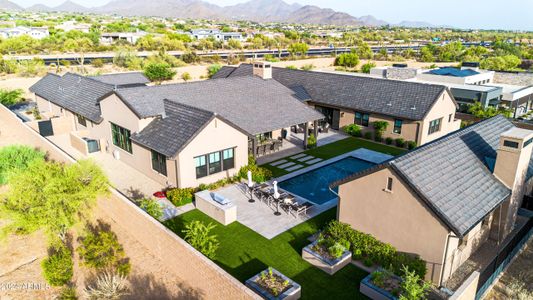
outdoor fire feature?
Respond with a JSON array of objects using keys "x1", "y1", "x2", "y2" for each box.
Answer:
[{"x1": 245, "y1": 267, "x2": 301, "y2": 300}]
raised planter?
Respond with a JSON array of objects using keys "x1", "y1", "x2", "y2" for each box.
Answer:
[
  {"x1": 360, "y1": 271, "x2": 401, "y2": 300},
  {"x1": 245, "y1": 268, "x2": 301, "y2": 300},
  {"x1": 301, "y1": 241, "x2": 352, "y2": 275}
]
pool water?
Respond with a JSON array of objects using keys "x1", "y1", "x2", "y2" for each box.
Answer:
[{"x1": 279, "y1": 157, "x2": 375, "y2": 205}]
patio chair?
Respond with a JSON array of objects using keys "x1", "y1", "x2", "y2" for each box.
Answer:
[
  {"x1": 322, "y1": 123, "x2": 330, "y2": 133},
  {"x1": 256, "y1": 145, "x2": 265, "y2": 156},
  {"x1": 292, "y1": 201, "x2": 314, "y2": 218},
  {"x1": 273, "y1": 141, "x2": 281, "y2": 152}
]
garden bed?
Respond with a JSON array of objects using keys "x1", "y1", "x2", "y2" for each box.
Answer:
[
  {"x1": 360, "y1": 270, "x2": 402, "y2": 300},
  {"x1": 302, "y1": 240, "x2": 352, "y2": 275},
  {"x1": 245, "y1": 267, "x2": 301, "y2": 300}
]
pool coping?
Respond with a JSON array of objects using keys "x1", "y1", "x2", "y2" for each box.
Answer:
[{"x1": 271, "y1": 148, "x2": 393, "y2": 205}]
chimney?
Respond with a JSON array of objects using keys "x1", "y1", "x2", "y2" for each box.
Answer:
[
  {"x1": 252, "y1": 61, "x2": 272, "y2": 80},
  {"x1": 493, "y1": 127, "x2": 533, "y2": 237}
]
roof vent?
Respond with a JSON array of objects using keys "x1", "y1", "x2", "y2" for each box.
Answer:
[
  {"x1": 411, "y1": 105, "x2": 416, "y2": 110},
  {"x1": 387, "y1": 102, "x2": 392, "y2": 106}
]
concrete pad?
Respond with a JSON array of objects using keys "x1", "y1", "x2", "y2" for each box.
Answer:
[
  {"x1": 290, "y1": 153, "x2": 307, "y2": 159},
  {"x1": 270, "y1": 159, "x2": 288, "y2": 166},
  {"x1": 306, "y1": 158, "x2": 323, "y2": 165},
  {"x1": 285, "y1": 164, "x2": 304, "y2": 172},
  {"x1": 278, "y1": 162, "x2": 296, "y2": 169},
  {"x1": 297, "y1": 155, "x2": 315, "y2": 162}
]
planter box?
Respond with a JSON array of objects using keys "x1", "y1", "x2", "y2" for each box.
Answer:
[
  {"x1": 360, "y1": 272, "x2": 400, "y2": 300},
  {"x1": 245, "y1": 268, "x2": 301, "y2": 300},
  {"x1": 302, "y1": 241, "x2": 352, "y2": 275}
]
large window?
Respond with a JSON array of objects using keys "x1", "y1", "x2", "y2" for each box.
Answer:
[
  {"x1": 428, "y1": 118, "x2": 442, "y2": 135},
  {"x1": 393, "y1": 119, "x2": 402, "y2": 134},
  {"x1": 151, "y1": 150, "x2": 167, "y2": 176},
  {"x1": 194, "y1": 147, "x2": 236, "y2": 179},
  {"x1": 354, "y1": 112, "x2": 369, "y2": 127},
  {"x1": 111, "y1": 123, "x2": 132, "y2": 153}
]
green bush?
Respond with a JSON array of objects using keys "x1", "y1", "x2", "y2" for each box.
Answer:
[
  {"x1": 300, "y1": 64, "x2": 314, "y2": 71},
  {"x1": 0, "y1": 145, "x2": 45, "y2": 184},
  {"x1": 207, "y1": 64, "x2": 222, "y2": 78},
  {"x1": 143, "y1": 62, "x2": 176, "y2": 82},
  {"x1": 139, "y1": 199, "x2": 163, "y2": 220},
  {"x1": 237, "y1": 156, "x2": 272, "y2": 183},
  {"x1": 361, "y1": 62, "x2": 376, "y2": 73},
  {"x1": 42, "y1": 245, "x2": 73, "y2": 286},
  {"x1": 373, "y1": 121, "x2": 388, "y2": 140},
  {"x1": 307, "y1": 134, "x2": 317, "y2": 149},
  {"x1": 334, "y1": 51, "x2": 360, "y2": 68},
  {"x1": 399, "y1": 266, "x2": 431, "y2": 300},
  {"x1": 182, "y1": 220, "x2": 219, "y2": 259},
  {"x1": 407, "y1": 141, "x2": 417, "y2": 150},
  {"x1": 343, "y1": 124, "x2": 361, "y2": 137},
  {"x1": 181, "y1": 51, "x2": 200, "y2": 64},
  {"x1": 374, "y1": 133, "x2": 382, "y2": 143},
  {"x1": 0, "y1": 88, "x2": 24, "y2": 107},
  {"x1": 92, "y1": 58, "x2": 104, "y2": 68},
  {"x1": 166, "y1": 188, "x2": 195, "y2": 207},
  {"x1": 77, "y1": 227, "x2": 131, "y2": 276},
  {"x1": 328, "y1": 243, "x2": 347, "y2": 259},
  {"x1": 395, "y1": 138, "x2": 406, "y2": 148},
  {"x1": 385, "y1": 137, "x2": 393, "y2": 145},
  {"x1": 364, "y1": 131, "x2": 373, "y2": 140},
  {"x1": 58, "y1": 286, "x2": 77, "y2": 300}
]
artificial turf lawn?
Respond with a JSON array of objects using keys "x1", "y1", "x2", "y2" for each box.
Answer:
[
  {"x1": 164, "y1": 208, "x2": 369, "y2": 299},
  {"x1": 262, "y1": 137, "x2": 406, "y2": 178}
]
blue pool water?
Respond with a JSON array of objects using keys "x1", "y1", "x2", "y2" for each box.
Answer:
[{"x1": 279, "y1": 157, "x2": 375, "y2": 205}]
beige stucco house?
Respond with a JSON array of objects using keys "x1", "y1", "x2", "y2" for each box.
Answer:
[
  {"x1": 214, "y1": 63, "x2": 461, "y2": 146},
  {"x1": 332, "y1": 115, "x2": 533, "y2": 286},
  {"x1": 30, "y1": 69, "x2": 323, "y2": 189}
]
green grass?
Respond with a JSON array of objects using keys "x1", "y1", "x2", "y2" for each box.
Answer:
[
  {"x1": 164, "y1": 209, "x2": 369, "y2": 299},
  {"x1": 262, "y1": 137, "x2": 406, "y2": 178}
]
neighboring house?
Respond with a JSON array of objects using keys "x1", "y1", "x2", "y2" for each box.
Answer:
[
  {"x1": 56, "y1": 21, "x2": 92, "y2": 33},
  {"x1": 30, "y1": 69, "x2": 323, "y2": 188},
  {"x1": 89, "y1": 72, "x2": 150, "y2": 88},
  {"x1": 332, "y1": 115, "x2": 533, "y2": 285},
  {"x1": 489, "y1": 83, "x2": 533, "y2": 118},
  {"x1": 100, "y1": 31, "x2": 148, "y2": 45},
  {"x1": 189, "y1": 29, "x2": 244, "y2": 42},
  {"x1": 214, "y1": 63, "x2": 461, "y2": 146},
  {"x1": 0, "y1": 26, "x2": 49, "y2": 40}
]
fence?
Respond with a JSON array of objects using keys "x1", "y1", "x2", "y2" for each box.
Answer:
[{"x1": 475, "y1": 209, "x2": 533, "y2": 300}]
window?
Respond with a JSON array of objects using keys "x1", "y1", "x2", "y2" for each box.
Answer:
[
  {"x1": 524, "y1": 138, "x2": 533, "y2": 148},
  {"x1": 503, "y1": 140, "x2": 519, "y2": 148},
  {"x1": 223, "y1": 148, "x2": 235, "y2": 170},
  {"x1": 195, "y1": 155, "x2": 207, "y2": 179},
  {"x1": 256, "y1": 132, "x2": 272, "y2": 143},
  {"x1": 111, "y1": 123, "x2": 132, "y2": 153},
  {"x1": 151, "y1": 150, "x2": 167, "y2": 176},
  {"x1": 448, "y1": 114, "x2": 452, "y2": 122},
  {"x1": 386, "y1": 177, "x2": 393, "y2": 191},
  {"x1": 77, "y1": 114, "x2": 87, "y2": 127},
  {"x1": 428, "y1": 118, "x2": 442, "y2": 135},
  {"x1": 355, "y1": 112, "x2": 369, "y2": 127},
  {"x1": 194, "y1": 147, "x2": 235, "y2": 179},
  {"x1": 393, "y1": 119, "x2": 402, "y2": 134},
  {"x1": 209, "y1": 152, "x2": 221, "y2": 174}
]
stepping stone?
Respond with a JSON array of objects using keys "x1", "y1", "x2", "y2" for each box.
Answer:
[
  {"x1": 306, "y1": 158, "x2": 323, "y2": 165},
  {"x1": 297, "y1": 155, "x2": 315, "y2": 162},
  {"x1": 285, "y1": 164, "x2": 304, "y2": 172},
  {"x1": 290, "y1": 153, "x2": 307, "y2": 159},
  {"x1": 270, "y1": 159, "x2": 288, "y2": 166},
  {"x1": 278, "y1": 162, "x2": 296, "y2": 169}
]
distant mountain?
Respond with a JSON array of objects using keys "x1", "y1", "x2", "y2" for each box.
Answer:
[
  {"x1": 358, "y1": 15, "x2": 388, "y2": 27},
  {"x1": 93, "y1": 0, "x2": 222, "y2": 18},
  {"x1": 224, "y1": 0, "x2": 301, "y2": 21},
  {"x1": 0, "y1": 0, "x2": 22, "y2": 11},
  {"x1": 396, "y1": 20, "x2": 435, "y2": 28},
  {"x1": 53, "y1": 0, "x2": 89, "y2": 13},
  {"x1": 287, "y1": 5, "x2": 363, "y2": 26},
  {"x1": 26, "y1": 3, "x2": 53, "y2": 12}
]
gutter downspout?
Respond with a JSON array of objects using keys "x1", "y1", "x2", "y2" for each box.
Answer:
[{"x1": 439, "y1": 233, "x2": 453, "y2": 287}]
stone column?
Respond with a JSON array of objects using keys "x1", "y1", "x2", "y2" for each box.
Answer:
[
  {"x1": 313, "y1": 120, "x2": 319, "y2": 138},
  {"x1": 303, "y1": 123, "x2": 309, "y2": 149}
]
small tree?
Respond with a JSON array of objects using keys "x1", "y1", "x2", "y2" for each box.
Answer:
[
  {"x1": 334, "y1": 51, "x2": 360, "y2": 69},
  {"x1": 373, "y1": 121, "x2": 389, "y2": 140},
  {"x1": 143, "y1": 62, "x2": 176, "y2": 83},
  {"x1": 0, "y1": 88, "x2": 24, "y2": 106},
  {"x1": 207, "y1": 64, "x2": 222, "y2": 78},
  {"x1": 227, "y1": 39, "x2": 242, "y2": 50},
  {"x1": 41, "y1": 245, "x2": 73, "y2": 286},
  {"x1": 399, "y1": 266, "x2": 431, "y2": 300},
  {"x1": 182, "y1": 220, "x2": 219, "y2": 259},
  {"x1": 181, "y1": 72, "x2": 192, "y2": 82},
  {"x1": 361, "y1": 62, "x2": 376, "y2": 73},
  {"x1": 288, "y1": 42, "x2": 309, "y2": 58},
  {"x1": 139, "y1": 199, "x2": 163, "y2": 221}
]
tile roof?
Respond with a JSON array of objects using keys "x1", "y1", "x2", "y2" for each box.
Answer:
[
  {"x1": 217, "y1": 64, "x2": 451, "y2": 120},
  {"x1": 334, "y1": 115, "x2": 516, "y2": 237},
  {"x1": 29, "y1": 72, "x2": 113, "y2": 123},
  {"x1": 116, "y1": 76, "x2": 324, "y2": 135},
  {"x1": 131, "y1": 100, "x2": 215, "y2": 157},
  {"x1": 90, "y1": 72, "x2": 149, "y2": 87}
]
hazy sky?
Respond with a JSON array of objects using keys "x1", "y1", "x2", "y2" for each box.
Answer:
[{"x1": 13, "y1": 0, "x2": 533, "y2": 31}]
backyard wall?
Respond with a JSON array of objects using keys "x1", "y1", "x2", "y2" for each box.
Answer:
[{"x1": 0, "y1": 104, "x2": 257, "y2": 299}]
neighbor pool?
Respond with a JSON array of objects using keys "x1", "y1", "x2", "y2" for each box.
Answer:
[{"x1": 279, "y1": 157, "x2": 375, "y2": 205}]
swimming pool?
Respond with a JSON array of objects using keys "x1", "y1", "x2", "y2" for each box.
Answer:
[{"x1": 279, "y1": 157, "x2": 375, "y2": 205}]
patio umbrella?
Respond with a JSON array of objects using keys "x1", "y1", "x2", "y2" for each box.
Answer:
[
  {"x1": 273, "y1": 181, "x2": 280, "y2": 199},
  {"x1": 247, "y1": 170, "x2": 253, "y2": 188}
]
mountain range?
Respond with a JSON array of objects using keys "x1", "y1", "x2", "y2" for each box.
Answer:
[{"x1": 2, "y1": 0, "x2": 439, "y2": 28}]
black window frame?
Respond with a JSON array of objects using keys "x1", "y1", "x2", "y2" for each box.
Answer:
[
  {"x1": 222, "y1": 148, "x2": 235, "y2": 170},
  {"x1": 428, "y1": 118, "x2": 442, "y2": 135},
  {"x1": 386, "y1": 177, "x2": 393, "y2": 191},
  {"x1": 77, "y1": 114, "x2": 87, "y2": 127},
  {"x1": 194, "y1": 147, "x2": 236, "y2": 179},
  {"x1": 111, "y1": 123, "x2": 132, "y2": 153},
  {"x1": 208, "y1": 151, "x2": 221, "y2": 174},
  {"x1": 151, "y1": 150, "x2": 167, "y2": 176},
  {"x1": 355, "y1": 112, "x2": 369, "y2": 127},
  {"x1": 195, "y1": 155, "x2": 208, "y2": 179},
  {"x1": 393, "y1": 119, "x2": 402, "y2": 134}
]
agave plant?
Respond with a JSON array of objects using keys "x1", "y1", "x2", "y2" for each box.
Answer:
[{"x1": 84, "y1": 272, "x2": 129, "y2": 300}]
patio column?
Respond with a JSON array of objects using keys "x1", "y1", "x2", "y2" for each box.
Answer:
[
  {"x1": 313, "y1": 120, "x2": 318, "y2": 138},
  {"x1": 250, "y1": 137, "x2": 257, "y2": 159},
  {"x1": 303, "y1": 122, "x2": 309, "y2": 148}
]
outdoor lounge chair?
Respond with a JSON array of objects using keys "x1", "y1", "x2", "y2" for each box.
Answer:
[{"x1": 292, "y1": 201, "x2": 314, "y2": 218}]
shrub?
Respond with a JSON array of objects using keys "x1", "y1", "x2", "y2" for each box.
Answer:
[
  {"x1": 60, "y1": 60, "x2": 71, "y2": 67},
  {"x1": 181, "y1": 51, "x2": 200, "y2": 64},
  {"x1": 181, "y1": 72, "x2": 192, "y2": 82},
  {"x1": 84, "y1": 272, "x2": 129, "y2": 300},
  {"x1": 307, "y1": 134, "x2": 317, "y2": 149},
  {"x1": 328, "y1": 242, "x2": 347, "y2": 259},
  {"x1": 374, "y1": 133, "x2": 382, "y2": 143},
  {"x1": 139, "y1": 199, "x2": 163, "y2": 220},
  {"x1": 300, "y1": 64, "x2": 314, "y2": 71},
  {"x1": 207, "y1": 64, "x2": 222, "y2": 78},
  {"x1": 361, "y1": 62, "x2": 376, "y2": 73},
  {"x1": 0, "y1": 145, "x2": 45, "y2": 184},
  {"x1": 166, "y1": 188, "x2": 195, "y2": 207},
  {"x1": 385, "y1": 137, "x2": 393, "y2": 145},
  {"x1": 143, "y1": 62, "x2": 176, "y2": 82},
  {"x1": 92, "y1": 58, "x2": 104, "y2": 68},
  {"x1": 373, "y1": 121, "x2": 389, "y2": 140},
  {"x1": 77, "y1": 226, "x2": 131, "y2": 276},
  {"x1": 395, "y1": 138, "x2": 406, "y2": 148},
  {"x1": 364, "y1": 131, "x2": 373, "y2": 140},
  {"x1": 399, "y1": 266, "x2": 431, "y2": 300},
  {"x1": 237, "y1": 156, "x2": 272, "y2": 183},
  {"x1": 334, "y1": 51, "x2": 360, "y2": 68},
  {"x1": 286, "y1": 65, "x2": 297, "y2": 70},
  {"x1": 343, "y1": 124, "x2": 361, "y2": 137},
  {"x1": 0, "y1": 88, "x2": 24, "y2": 107},
  {"x1": 407, "y1": 141, "x2": 417, "y2": 150},
  {"x1": 182, "y1": 220, "x2": 219, "y2": 259},
  {"x1": 42, "y1": 245, "x2": 73, "y2": 286},
  {"x1": 58, "y1": 286, "x2": 77, "y2": 300}
]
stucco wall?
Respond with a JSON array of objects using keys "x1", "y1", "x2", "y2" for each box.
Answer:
[
  {"x1": 419, "y1": 91, "x2": 461, "y2": 145},
  {"x1": 177, "y1": 117, "x2": 248, "y2": 188},
  {"x1": 337, "y1": 167, "x2": 450, "y2": 283}
]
